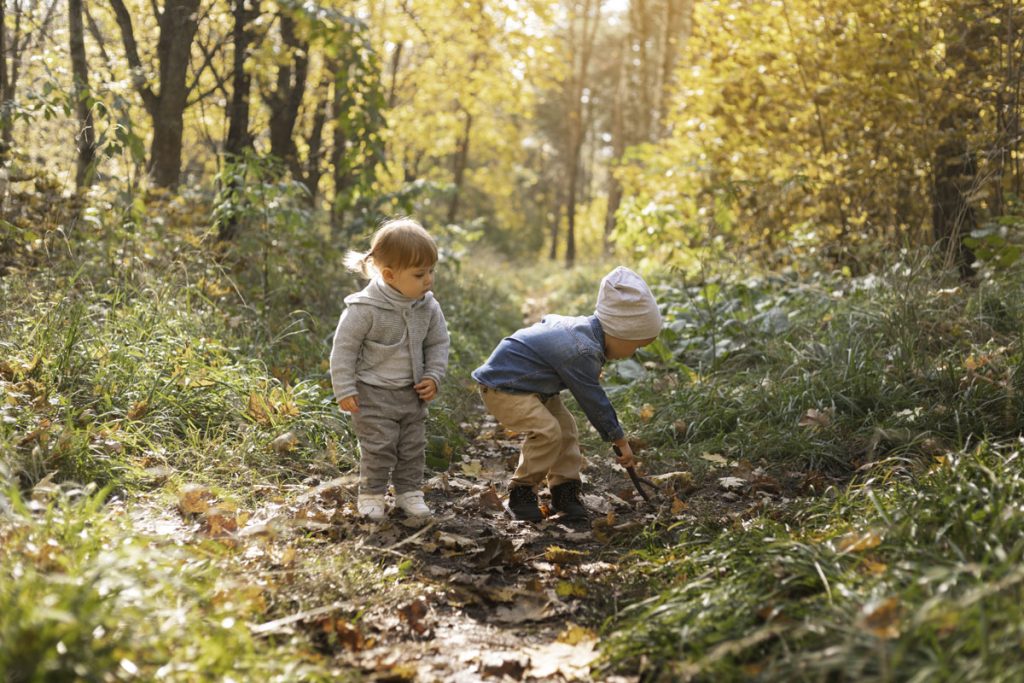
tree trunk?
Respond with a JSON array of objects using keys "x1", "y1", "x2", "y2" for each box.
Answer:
[
  {"x1": 656, "y1": 0, "x2": 693, "y2": 135},
  {"x1": 0, "y1": 0, "x2": 9, "y2": 163},
  {"x1": 446, "y1": 110, "x2": 473, "y2": 225},
  {"x1": 0, "y1": 1, "x2": 24, "y2": 160},
  {"x1": 563, "y1": 0, "x2": 601, "y2": 268},
  {"x1": 266, "y1": 12, "x2": 308, "y2": 179},
  {"x1": 303, "y1": 81, "x2": 330, "y2": 203},
  {"x1": 603, "y1": 33, "x2": 628, "y2": 255},
  {"x1": 109, "y1": 0, "x2": 200, "y2": 189},
  {"x1": 69, "y1": 0, "x2": 96, "y2": 188},
  {"x1": 931, "y1": 115, "x2": 978, "y2": 279},
  {"x1": 150, "y1": 0, "x2": 200, "y2": 187},
  {"x1": 217, "y1": 0, "x2": 260, "y2": 241}
]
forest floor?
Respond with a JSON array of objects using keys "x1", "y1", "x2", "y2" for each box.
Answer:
[{"x1": 124, "y1": 409, "x2": 817, "y2": 682}]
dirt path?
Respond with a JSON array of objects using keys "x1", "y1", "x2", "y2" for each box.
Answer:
[{"x1": 138, "y1": 415, "x2": 721, "y2": 682}]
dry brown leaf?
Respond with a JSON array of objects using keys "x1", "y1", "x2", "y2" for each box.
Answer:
[
  {"x1": 478, "y1": 484, "x2": 504, "y2": 512},
  {"x1": 204, "y1": 506, "x2": 239, "y2": 535},
  {"x1": 493, "y1": 597, "x2": 553, "y2": 624},
  {"x1": 671, "y1": 496, "x2": 687, "y2": 515},
  {"x1": 861, "y1": 596, "x2": 902, "y2": 639},
  {"x1": 127, "y1": 399, "x2": 149, "y2": 420},
  {"x1": 319, "y1": 618, "x2": 365, "y2": 652},
  {"x1": 798, "y1": 408, "x2": 832, "y2": 429},
  {"x1": 178, "y1": 484, "x2": 215, "y2": 516},
  {"x1": 398, "y1": 597, "x2": 431, "y2": 635}
]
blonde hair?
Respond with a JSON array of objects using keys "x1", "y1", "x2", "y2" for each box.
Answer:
[{"x1": 344, "y1": 218, "x2": 438, "y2": 277}]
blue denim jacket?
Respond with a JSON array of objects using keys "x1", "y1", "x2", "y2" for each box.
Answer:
[{"x1": 472, "y1": 314, "x2": 623, "y2": 442}]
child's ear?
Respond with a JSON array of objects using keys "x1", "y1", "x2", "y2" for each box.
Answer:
[{"x1": 380, "y1": 267, "x2": 395, "y2": 283}]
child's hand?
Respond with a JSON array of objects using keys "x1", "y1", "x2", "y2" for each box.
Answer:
[
  {"x1": 414, "y1": 378, "x2": 438, "y2": 402},
  {"x1": 614, "y1": 440, "x2": 638, "y2": 468},
  {"x1": 338, "y1": 395, "x2": 359, "y2": 413}
]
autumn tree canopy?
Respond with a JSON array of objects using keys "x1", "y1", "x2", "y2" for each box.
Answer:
[{"x1": 0, "y1": 0, "x2": 1020, "y2": 273}]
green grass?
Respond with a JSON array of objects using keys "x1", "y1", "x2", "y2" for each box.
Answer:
[
  {"x1": 7, "y1": 189, "x2": 1024, "y2": 680},
  {"x1": 593, "y1": 260, "x2": 1024, "y2": 680}
]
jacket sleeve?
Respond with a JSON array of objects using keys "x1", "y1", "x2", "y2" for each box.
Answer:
[
  {"x1": 329, "y1": 305, "x2": 372, "y2": 401},
  {"x1": 556, "y1": 353, "x2": 624, "y2": 442},
  {"x1": 421, "y1": 301, "x2": 450, "y2": 389}
]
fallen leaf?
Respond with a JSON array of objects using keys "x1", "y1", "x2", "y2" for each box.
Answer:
[
  {"x1": 555, "y1": 581, "x2": 588, "y2": 599},
  {"x1": 178, "y1": 484, "x2": 215, "y2": 516},
  {"x1": 836, "y1": 528, "x2": 884, "y2": 553},
  {"x1": 271, "y1": 431, "x2": 299, "y2": 454},
  {"x1": 718, "y1": 476, "x2": 746, "y2": 491},
  {"x1": 493, "y1": 598, "x2": 554, "y2": 624},
  {"x1": 478, "y1": 485, "x2": 504, "y2": 512},
  {"x1": 639, "y1": 403, "x2": 655, "y2": 423},
  {"x1": 861, "y1": 596, "x2": 902, "y2": 639},
  {"x1": 127, "y1": 399, "x2": 149, "y2": 420},
  {"x1": 461, "y1": 459, "x2": 483, "y2": 477},
  {"x1": 544, "y1": 546, "x2": 587, "y2": 565},
  {"x1": 525, "y1": 637, "x2": 597, "y2": 678},
  {"x1": 798, "y1": 408, "x2": 832, "y2": 429},
  {"x1": 318, "y1": 618, "x2": 365, "y2": 652},
  {"x1": 480, "y1": 653, "x2": 528, "y2": 679},
  {"x1": 558, "y1": 623, "x2": 598, "y2": 645},
  {"x1": 398, "y1": 597, "x2": 431, "y2": 635},
  {"x1": 701, "y1": 452, "x2": 728, "y2": 466}
]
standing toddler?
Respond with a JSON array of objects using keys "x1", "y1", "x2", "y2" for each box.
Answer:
[
  {"x1": 330, "y1": 218, "x2": 450, "y2": 520},
  {"x1": 472, "y1": 266, "x2": 662, "y2": 522}
]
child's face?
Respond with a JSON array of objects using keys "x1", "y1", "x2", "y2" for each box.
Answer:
[
  {"x1": 383, "y1": 263, "x2": 435, "y2": 299},
  {"x1": 605, "y1": 335, "x2": 657, "y2": 360}
]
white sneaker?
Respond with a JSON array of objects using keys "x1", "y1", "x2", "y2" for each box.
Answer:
[
  {"x1": 395, "y1": 491, "x2": 431, "y2": 517},
  {"x1": 357, "y1": 494, "x2": 387, "y2": 521}
]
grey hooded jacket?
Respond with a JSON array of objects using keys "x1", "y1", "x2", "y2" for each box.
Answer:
[{"x1": 329, "y1": 277, "x2": 450, "y2": 401}]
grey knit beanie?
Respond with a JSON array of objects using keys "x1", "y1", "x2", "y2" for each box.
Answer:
[{"x1": 595, "y1": 266, "x2": 662, "y2": 340}]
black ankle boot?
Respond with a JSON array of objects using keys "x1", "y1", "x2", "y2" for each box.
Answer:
[
  {"x1": 550, "y1": 480, "x2": 588, "y2": 521},
  {"x1": 507, "y1": 485, "x2": 543, "y2": 522}
]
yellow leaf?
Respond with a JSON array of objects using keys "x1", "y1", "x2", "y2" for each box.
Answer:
[
  {"x1": 836, "y1": 528, "x2": 884, "y2": 553},
  {"x1": 555, "y1": 581, "x2": 588, "y2": 598},
  {"x1": 544, "y1": 546, "x2": 587, "y2": 565},
  {"x1": 639, "y1": 403, "x2": 655, "y2": 423},
  {"x1": 127, "y1": 399, "x2": 149, "y2": 420},
  {"x1": 671, "y1": 496, "x2": 687, "y2": 515}
]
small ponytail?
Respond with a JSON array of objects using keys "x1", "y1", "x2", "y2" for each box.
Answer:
[{"x1": 344, "y1": 249, "x2": 375, "y2": 277}]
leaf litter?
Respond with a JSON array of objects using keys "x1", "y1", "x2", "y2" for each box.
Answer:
[{"x1": 121, "y1": 413, "x2": 810, "y2": 681}]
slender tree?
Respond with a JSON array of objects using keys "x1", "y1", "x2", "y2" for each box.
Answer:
[
  {"x1": 69, "y1": 0, "x2": 97, "y2": 188},
  {"x1": 109, "y1": 0, "x2": 202, "y2": 188}
]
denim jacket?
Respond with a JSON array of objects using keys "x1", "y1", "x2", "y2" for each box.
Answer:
[{"x1": 471, "y1": 314, "x2": 623, "y2": 442}]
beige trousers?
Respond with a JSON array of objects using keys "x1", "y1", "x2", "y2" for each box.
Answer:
[{"x1": 479, "y1": 386, "x2": 584, "y2": 488}]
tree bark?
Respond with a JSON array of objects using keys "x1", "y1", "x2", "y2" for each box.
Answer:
[
  {"x1": 69, "y1": 0, "x2": 96, "y2": 188},
  {"x1": 0, "y1": 0, "x2": 8, "y2": 163},
  {"x1": 446, "y1": 110, "x2": 473, "y2": 225},
  {"x1": 563, "y1": 0, "x2": 601, "y2": 268},
  {"x1": 217, "y1": 0, "x2": 260, "y2": 241},
  {"x1": 266, "y1": 11, "x2": 308, "y2": 180},
  {"x1": 109, "y1": 0, "x2": 200, "y2": 189},
  {"x1": 931, "y1": 114, "x2": 978, "y2": 279}
]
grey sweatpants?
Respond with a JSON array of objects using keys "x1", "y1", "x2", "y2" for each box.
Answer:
[{"x1": 351, "y1": 381, "x2": 428, "y2": 496}]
